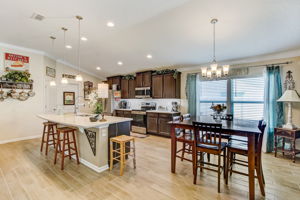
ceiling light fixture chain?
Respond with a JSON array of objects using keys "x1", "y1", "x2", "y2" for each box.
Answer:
[
  {"x1": 211, "y1": 18, "x2": 217, "y2": 63},
  {"x1": 75, "y1": 15, "x2": 83, "y2": 82},
  {"x1": 49, "y1": 36, "x2": 57, "y2": 86},
  {"x1": 61, "y1": 27, "x2": 68, "y2": 84}
]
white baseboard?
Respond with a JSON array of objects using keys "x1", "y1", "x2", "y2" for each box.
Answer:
[
  {"x1": 0, "y1": 135, "x2": 41, "y2": 144},
  {"x1": 71, "y1": 155, "x2": 109, "y2": 173}
]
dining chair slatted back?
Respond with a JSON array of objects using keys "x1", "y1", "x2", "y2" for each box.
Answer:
[{"x1": 193, "y1": 122, "x2": 222, "y2": 150}]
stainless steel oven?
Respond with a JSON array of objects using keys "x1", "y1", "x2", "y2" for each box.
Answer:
[
  {"x1": 135, "y1": 87, "x2": 151, "y2": 98},
  {"x1": 131, "y1": 110, "x2": 147, "y2": 134},
  {"x1": 131, "y1": 102, "x2": 156, "y2": 134}
]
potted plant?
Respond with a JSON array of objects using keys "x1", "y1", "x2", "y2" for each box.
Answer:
[{"x1": 88, "y1": 90, "x2": 103, "y2": 121}]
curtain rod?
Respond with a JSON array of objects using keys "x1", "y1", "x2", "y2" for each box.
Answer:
[
  {"x1": 242, "y1": 61, "x2": 292, "y2": 68},
  {"x1": 186, "y1": 61, "x2": 293, "y2": 75}
]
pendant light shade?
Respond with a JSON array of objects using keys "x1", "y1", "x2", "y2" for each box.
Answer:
[
  {"x1": 75, "y1": 74, "x2": 83, "y2": 82},
  {"x1": 61, "y1": 77, "x2": 68, "y2": 84}
]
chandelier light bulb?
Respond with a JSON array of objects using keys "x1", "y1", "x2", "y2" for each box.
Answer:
[
  {"x1": 76, "y1": 74, "x2": 83, "y2": 82},
  {"x1": 50, "y1": 80, "x2": 56, "y2": 86},
  {"x1": 201, "y1": 67, "x2": 207, "y2": 77},
  {"x1": 207, "y1": 70, "x2": 212, "y2": 78},
  {"x1": 210, "y1": 63, "x2": 218, "y2": 72},
  {"x1": 61, "y1": 77, "x2": 68, "y2": 84},
  {"x1": 223, "y1": 65, "x2": 230, "y2": 75},
  {"x1": 216, "y1": 69, "x2": 222, "y2": 78}
]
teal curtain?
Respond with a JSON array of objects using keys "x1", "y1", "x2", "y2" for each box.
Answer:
[
  {"x1": 186, "y1": 74, "x2": 199, "y2": 118},
  {"x1": 264, "y1": 66, "x2": 284, "y2": 153}
]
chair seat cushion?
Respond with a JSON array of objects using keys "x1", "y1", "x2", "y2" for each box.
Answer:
[
  {"x1": 228, "y1": 140, "x2": 248, "y2": 151},
  {"x1": 230, "y1": 135, "x2": 248, "y2": 142},
  {"x1": 197, "y1": 141, "x2": 227, "y2": 150}
]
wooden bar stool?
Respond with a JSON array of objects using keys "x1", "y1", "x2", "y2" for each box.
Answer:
[
  {"x1": 110, "y1": 135, "x2": 136, "y2": 176},
  {"x1": 41, "y1": 122, "x2": 58, "y2": 155},
  {"x1": 54, "y1": 127, "x2": 80, "y2": 170}
]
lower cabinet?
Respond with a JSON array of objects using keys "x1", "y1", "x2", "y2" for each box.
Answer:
[{"x1": 146, "y1": 112, "x2": 180, "y2": 137}]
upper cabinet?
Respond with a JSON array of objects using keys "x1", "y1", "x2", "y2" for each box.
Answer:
[
  {"x1": 152, "y1": 72, "x2": 181, "y2": 99},
  {"x1": 152, "y1": 75, "x2": 163, "y2": 98},
  {"x1": 121, "y1": 78, "x2": 136, "y2": 99},
  {"x1": 107, "y1": 76, "x2": 122, "y2": 90},
  {"x1": 136, "y1": 71, "x2": 152, "y2": 87}
]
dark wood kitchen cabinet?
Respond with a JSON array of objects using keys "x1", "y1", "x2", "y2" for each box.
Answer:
[
  {"x1": 152, "y1": 75, "x2": 163, "y2": 98},
  {"x1": 147, "y1": 113, "x2": 159, "y2": 134},
  {"x1": 121, "y1": 79, "x2": 129, "y2": 99},
  {"x1": 107, "y1": 76, "x2": 122, "y2": 90},
  {"x1": 115, "y1": 110, "x2": 132, "y2": 118},
  {"x1": 136, "y1": 71, "x2": 152, "y2": 87},
  {"x1": 128, "y1": 79, "x2": 136, "y2": 98},
  {"x1": 121, "y1": 78, "x2": 136, "y2": 99},
  {"x1": 152, "y1": 72, "x2": 181, "y2": 99},
  {"x1": 146, "y1": 112, "x2": 180, "y2": 137}
]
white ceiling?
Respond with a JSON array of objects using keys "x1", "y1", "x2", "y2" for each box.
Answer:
[{"x1": 0, "y1": 0, "x2": 300, "y2": 78}]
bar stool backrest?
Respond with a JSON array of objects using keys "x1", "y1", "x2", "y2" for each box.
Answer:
[{"x1": 193, "y1": 122, "x2": 223, "y2": 150}]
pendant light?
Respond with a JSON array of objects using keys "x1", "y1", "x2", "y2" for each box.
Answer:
[
  {"x1": 75, "y1": 15, "x2": 83, "y2": 82},
  {"x1": 201, "y1": 19, "x2": 230, "y2": 78},
  {"x1": 49, "y1": 36, "x2": 57, "y2": 86},
  {"x1": 61, "y1": 27, "x2": 68, "y2": 84}
]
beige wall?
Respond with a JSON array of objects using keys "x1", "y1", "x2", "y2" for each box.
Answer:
[
  {"x1": 179, "y1": 56, "x2": 300, "y2": 127},
  {"x1": 0, "y1": 45, "x2": 103, "y2": 143}
]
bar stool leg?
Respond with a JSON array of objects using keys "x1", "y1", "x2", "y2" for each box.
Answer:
[
  {"x1": 133, "y1": 139, "x2": 136, "y2": 169},
  {"x1": 67, "y1": 131, "x2": 72, "y2": 160},
  {"x1": 45, "y1": 125, "x2": 51, "y2": 156},
  {"x1": 54, "y1": 131, "x2": 60, "y2": 165},
  {"x1": 41, "y1": 125, "x2": 46, "y2": 152},
  {"x1": 110, "y1": 140, "x2": 114, "y2": 171},
  {"x1": 61, "y1": 132, "x2": 66, "y2": 170},
  {"x1": 72, "y1": 130, "x2": 80, "y2": 164},
  {"x1": 120, "y1": 142, "x2": 124, "y2": 176}
]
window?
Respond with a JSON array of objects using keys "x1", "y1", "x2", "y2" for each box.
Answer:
[
  {"x1": 232, "y1": 77, "x2": 265, "y2": 120},
  {"x1": 198, "y1": 76, "x2": 265, "y2": 120},
  {"x1": 199, "y1": 80, "x2": 227, "y2": 115}
]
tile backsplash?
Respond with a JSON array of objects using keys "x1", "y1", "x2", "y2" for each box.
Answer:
[{"x1": 119, "y1": 98, "x2": 181, "y2": 111}]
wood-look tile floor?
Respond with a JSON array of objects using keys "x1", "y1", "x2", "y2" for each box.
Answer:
[{"x1": 0, "y1": 135, "x2": 299, "y2": 200}]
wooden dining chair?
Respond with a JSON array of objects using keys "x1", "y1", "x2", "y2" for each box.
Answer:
[
  {"x1": 173, "y1": 116, "x2": 194, "y2": 162},
  {"x1": 226, "y1": 120, "x2": 266, "y2": 196},
  {"x1": 192, "y1": 122, "x2": 227, "y2": 193}
]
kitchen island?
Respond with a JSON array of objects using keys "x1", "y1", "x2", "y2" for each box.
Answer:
[{"x1": 37, "y1": 113, "x2": 132, "y2": 173}]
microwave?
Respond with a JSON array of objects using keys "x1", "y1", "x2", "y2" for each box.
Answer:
[{"x1": 135, "y1": 87, "x2": 151, "y2": 98}]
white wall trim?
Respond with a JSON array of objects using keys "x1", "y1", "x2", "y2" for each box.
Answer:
[
  {"x1": 0, "y1": 135, "x2": 41, "y2": 144},
  {"x1": 71, "y1": 155, "x2": 109, "y2": 173}
]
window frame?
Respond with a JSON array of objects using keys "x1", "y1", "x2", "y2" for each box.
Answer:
[{"x1": 199, "y1": 75, "x2": 265, "y2": 120}]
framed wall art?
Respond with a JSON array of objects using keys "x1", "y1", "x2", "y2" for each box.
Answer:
[
  {"x1": 46, "y1": 66, "x2": 56, "y2": 78},
  {"x1": 63, "y1": 92, "x2": 75, "y2": 105}
]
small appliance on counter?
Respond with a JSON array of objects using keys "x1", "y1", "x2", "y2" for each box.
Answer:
[
  {"x1": 119, "y1": 100, "x2": 129, "y2": 109},
  {"x1": 171, "y1": 101, "x2": 179, "y2": 112},
  {"x1": 131, "y1": 102, "x2": 156, "y2": 134}
]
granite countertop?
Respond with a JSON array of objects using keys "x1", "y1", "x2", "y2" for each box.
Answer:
[
  {"x1": 115, "y1": 108, "x2": 180, "y2": 114},
  {"x1": 146, "y1": 110, "x2": 180, "y2": 114},
  {"x1": 37, "y1": 113, "x2": 132, "y2": 129}
]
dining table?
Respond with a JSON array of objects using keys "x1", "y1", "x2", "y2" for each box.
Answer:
[{"x1": 169, "y1": 115, "x2": 262, "y2": 200}]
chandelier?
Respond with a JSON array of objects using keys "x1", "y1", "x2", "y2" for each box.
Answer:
[{"x1": 201, "y1": 19, "x2": 229, "y2": 78}]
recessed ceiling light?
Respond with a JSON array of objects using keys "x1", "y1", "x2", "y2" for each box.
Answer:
[
  {"x1": 117, "y1": 61, "x2": 123, "y2": 66},
  {"x1": 147, "y1": 54, "x2": 153, "y2": 59},
  {"x1": 65, "y1": 45, "x2": 72, "y2": 49},
  {"x1": 81, "y1": 36, "x2": 88, "y2": 41},
  {"x1": 96, "y1": 66, "x2": 101, "y2": 70},
  {"x1": 107, "y1": 21, "x2": 115, "y2": 28}
]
